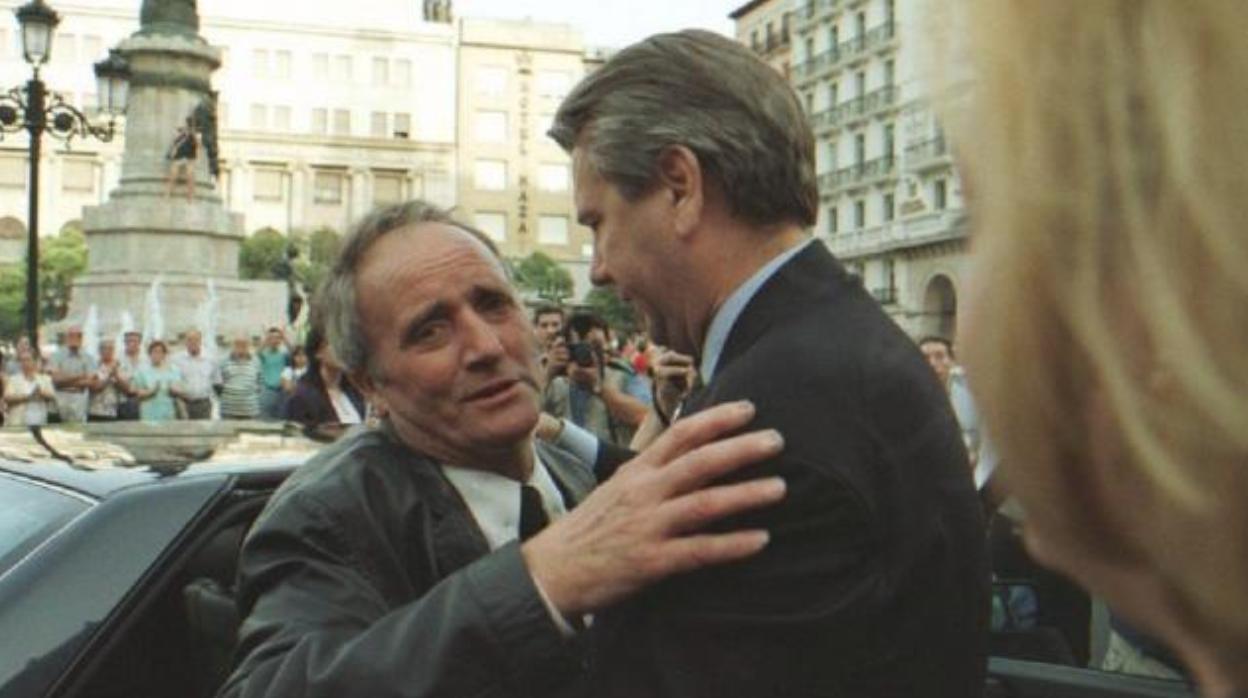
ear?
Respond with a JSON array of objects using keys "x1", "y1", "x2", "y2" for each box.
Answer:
[
  {"x1": 348, "y1": 368, "x2": 384, "y2": 412},
  {"x1": 656, "y1": 145, "x2": 705, "y2": 240}
]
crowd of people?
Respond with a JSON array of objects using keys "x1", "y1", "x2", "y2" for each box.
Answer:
[{"x1": 0, "y1": 321, "x2": 363, "y2": 436}]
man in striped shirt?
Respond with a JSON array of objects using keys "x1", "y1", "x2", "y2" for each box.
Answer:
[{"x1": 219, "y1": 335, "x2": 261, "y2": 420}]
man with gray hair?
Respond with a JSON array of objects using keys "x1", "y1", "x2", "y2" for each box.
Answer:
[
  {"x1": 549, "y1": 29, "x2": 988, "y2": 696},
  {"x1": 220, "y1": 200, "x2": 788, "y2": 698}
]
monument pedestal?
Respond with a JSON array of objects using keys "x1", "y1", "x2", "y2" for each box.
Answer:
[{"x1": 66, "y1": 29, "x2": 287, "y2": 341}]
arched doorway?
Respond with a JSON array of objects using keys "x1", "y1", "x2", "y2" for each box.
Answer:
[
  {"x1": 922, "y1": 274, "x2": 957, "y2": 340},
  {"x1": 0, "y1": 216, "x2": 26, "y2": 239}
]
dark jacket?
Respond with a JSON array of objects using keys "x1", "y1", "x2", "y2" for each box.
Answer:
[
  {"x1": 589, "y1": 243, "x2": 991, "y2": 697},
  {"x1": 218, "y1": 426, "x2": 605, "y2": 698},
  {"x1": 283, "y1": 373, "x2": 365, "y2": 429}
]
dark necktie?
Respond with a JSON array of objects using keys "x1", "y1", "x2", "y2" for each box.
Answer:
[{"x1": 519, "y1": 484, "x2": 549, "y2": 541}]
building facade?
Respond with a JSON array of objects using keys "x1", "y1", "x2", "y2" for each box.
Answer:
[
  {"x1": 0, "y1": 0, "x2": 457, "y2": 243},
  {"x1": 790, "y1": 0, "x2": 967, "y2": 341},
  {"x1": 455, "y1": 18, "x2": 601, "y2": 301},
  {"x1": 730, "y1": 0, "x2": 794, "y2": 79}
]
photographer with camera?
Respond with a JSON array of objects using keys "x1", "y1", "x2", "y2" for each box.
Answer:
[{"x1": 543, "y1": 331, "x2": 622, "y2": 444}]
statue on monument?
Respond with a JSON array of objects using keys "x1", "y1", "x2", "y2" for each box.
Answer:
[
  {"x1": 192, "y1": 91, "x2": 221, "y2": 180},
  {"x1": 139, "y1": 0, "x2": 200, "y2": 36}
]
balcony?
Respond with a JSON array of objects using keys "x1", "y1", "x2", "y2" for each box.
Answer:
[
  {"x1": 809, "y1": 85, "x2": 900, "y2": 134},
  {"x1": 751, "y1": 31, "x2": 791, "y2": 57},
  {"x1": 818, "y1": 155, "x2": 897, "y2": 194},
  {"x1": 870, "y1": 286, "x2": 897, "y2": 305},
  {"x1": 795, "y1": 21, "x2": 897, "y2": 85},
  {"x1": 795, "y1": 0, "x2": 843, "y2": 33},
  {"x1": 824, "y1": 210, "x2": 968, "y2": 260},
  {"x1": 905, "y1": 136, "x2": 952, "y2": 172}
]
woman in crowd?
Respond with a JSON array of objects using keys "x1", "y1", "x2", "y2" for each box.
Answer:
[
  {"x1": 280, "y1": 346, "x2": 308, "y2": 395},
  {"x1": 948, "y1": 1, "x2": 1248, "y2": 694},
  {"x1": 133, "y1": 340, "x2": 182, "y2": 422},
  {"x1": 3, "y1": 348, "x2": 56, "y2": 426},
  {"x1": 284, "y1": 327, "x2": 364, "y2": 440}
]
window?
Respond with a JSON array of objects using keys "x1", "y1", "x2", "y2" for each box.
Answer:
[
  {"x1": 274, "y1": 50, "x2": 292, "y2": 79},
  {"x1": 854, "y1": 133, "x2": 866, "y2": 166},
  {"x1": 474, "y1": 111, "x2": 507, "y2": 143},
  {"x1": 393, "y1": 113, "x2": 411, "y2": 138},
  {"x1": 334, "y1": 55, "x2": 353, "y2": 82},
  {"x1": 333, "y1": 109, "x2": 351, "y2": 136},
  {"x1": 62, "y1": 160, "x2": 94, "y2": 193},
  {"x1": 856, "y1": 11, "x2": 867, "y2": 38},
  {"x1": 370, "y1": 111, "x2": 388, "y2": 138},
  {"x1": 883, "y1": 123, "x2": 895, "y2": 159},
  {"x1": 372, "y1": 57, "x2": 389, "y2": 86},
  {"x1": 827, "y1": 206, "x2": 838, "y2": 234},
  {"x1": 883, "y1": 193, "x2": 895, "y2": 222},
  {"x1": 826, "y1": 139, "x2": 838, "y2": 169},
  {"x1": 82, "y1": 35, "x2": 102, "y2": 60},
  {"x1": 310, "y1": 108, "x2": 328, "y2": 135},
  {"x1": 804, "y1": 92, "x2": 813, "y2": 113},
  {"x1": 476, "y1": 66, "x2": 507, "y2": 96},
  {"x1": 250, "y1": 104, "x2": 267, "y2": 131},
  {"x1": 395, "y1": 59, "x2": 412, "y2": 86},
  {"x1": 829, "y1": 24, "x2": 839, "y2": 48},
  {"x1": 803, "y1": 37, "x2": 813, "y2": 61},
  {"x1": 273, "y1": 106, "x2": 291, "y2": 132},
  {"x1": 854, "y1": 199, "x2": 866, "y2": 228},
  {"x1": 884, "y1": 59, "x2": 895, "y2": 87},
  {"x1": 253, "y1": 169, "x2": 284, "y2": 202},
  {"x1": 54, "y1": 33, "x2": 75, "y2": 63},
  {"x1": 475, "y1": 212, "x2": 507, "y2": 242},
  {"x1": 313, "y1": 52, "x2": 329, "y2": 80},
  {"x1": 252, "y1": 49, "x2": 268, "y2": 77},
  {"x1": 536, "y1": 71, "x2": 572, "y2": 99},
  {"x1": 829, "y1": 82, "x2": 839, "y2": 107},
  {"x1": 537, "y1": 163, "x2": 569, "y2": 192},
  {"x1": 373, "y1": 172, "x2": 404, "y2": 206},
  {"x1": 855, "y1": 70, "x2": 866, "y2": 97},
  {"x1": 934, "y1": 179, "x2": 948, "y2": 210},
  {"x1": 0, "y1": 476, "x2": 88, "y2": 579},
  {"x1": 474, "y1": 160, "x2": 507, "y2": 191},
  {"x1": 538, "y1": 215, "x2": 569, "y2": 245},
  {"x1": 314, "y1": 171, "x2": 345, "y2": 205}
]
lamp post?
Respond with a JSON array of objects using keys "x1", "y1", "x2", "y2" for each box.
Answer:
[{"x1": 0, "y1": 0, "x2": 129, "y2": 348}]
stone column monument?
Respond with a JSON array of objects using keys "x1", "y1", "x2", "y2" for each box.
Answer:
[{"x1": 68, "y1": 0, "x2": 286, "y2": 343}]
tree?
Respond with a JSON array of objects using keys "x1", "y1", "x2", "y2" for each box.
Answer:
[
  {"x1": 296, "y1": 227, "x2": 341, "y2": 295},
  {"x1": 584, "y1": 286, "x2": 638, "y2": 336},
  {"x1": 512, "y1": 252, "x2": 573, "y2": 303},
  {"x1": 239, "y1": 227, "x2": 288, "y2": 280},
  {"x1": 0, "y1": 264, "x2": 25, "y2": 340},
  {"x1": 40, "y1": 226, "x2": 88, "y2": 323}
]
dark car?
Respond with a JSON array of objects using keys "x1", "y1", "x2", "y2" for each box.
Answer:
[
  {"x1": 0, "y1": 427, "x2": 1201, "y2": 698},
  {"x1": 0, "y1": 427, "x2": 316, "y2": 698}
]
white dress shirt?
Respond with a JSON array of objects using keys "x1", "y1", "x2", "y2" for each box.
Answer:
[{"x1": 440, "y1": 450, "x2": 578, "y2": 634}]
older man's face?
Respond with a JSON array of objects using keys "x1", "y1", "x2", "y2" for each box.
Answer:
[
  {"x1": 355, "y1": 223, "x2": 541, "y2": 464},
  {"x1": 66, "y1": 329, "x2": 82, "y2": 350},
  {"x1": 186, "y1": 331, "x2": 203, "y2": 355},
  {"x1": 124, "y1": 334, "x2": 141, "y2": 355}
]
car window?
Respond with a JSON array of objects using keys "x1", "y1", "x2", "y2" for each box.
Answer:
[{"x1": 0, "y1": 474, "x2": 89, "y2": 578}]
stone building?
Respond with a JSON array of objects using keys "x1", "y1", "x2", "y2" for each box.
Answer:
[
  {"x1": 729, "y1": 0, "x2": 794, "y2": 79},
  {"x1": 0, "y1": 0, "x2": 457, "y2": 243},
  {"x1": 455, "y1": 18, "x2": 604, "y2": 301},
  {"x1": 788, "y1": 0, "x2": 968, "y2": 340}
]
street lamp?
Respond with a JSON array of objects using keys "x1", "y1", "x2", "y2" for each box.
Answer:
[{"x1": 0, "y1": 0, "x2": 129, "y2": 348}]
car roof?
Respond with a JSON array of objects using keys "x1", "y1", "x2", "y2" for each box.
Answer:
[{"x1": 0, "y1": 425, "x2": 323, "y2": 499}]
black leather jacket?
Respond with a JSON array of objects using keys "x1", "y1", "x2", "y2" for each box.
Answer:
[{"x1": 218, "y1": 426, "x2": 597, "y2": 698}]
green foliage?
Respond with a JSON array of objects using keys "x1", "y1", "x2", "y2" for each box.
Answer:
[
  {"x1": 239, "y1": 227, "x2": 288, "y2": 280},
  {"x1": 512, "y1": 252, "x2": 573, "y2": 303},
  {"x1": 307, "y1": 227, "x2": 342, "y2": 266},
  {"x1": 40, "y1": 226, "x2": 88, "y2": 323},
  {"x1": 584, "y1": 286, "x2": 638, "y2": 336},
  {"x1": 0, "y1": 264, "x2": 25, "y2": 340}
]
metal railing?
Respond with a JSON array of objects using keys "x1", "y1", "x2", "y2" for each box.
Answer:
[
  {"x1": 818, "y1": 154, "x2": 897, "y2": 193},
  {"x1": 809, "y1": 85, "x2": 900, "y2": 133},
  {"x1": 905, "y1": 136, "x2": 950, "y2": 170},
  {"x1": 794, "y1": 21, "x2": 897, "y2": 83},
  {"x1": 825, "y1": 210, "x2": 968, "y2": 260}
]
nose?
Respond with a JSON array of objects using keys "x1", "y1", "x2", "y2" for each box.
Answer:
[
  {"x1": 462, "y1": 309, "x2": 505, "y2": 368},
  {"x1": 589, "y1": 244, "x2": 611, "y2": 287}
]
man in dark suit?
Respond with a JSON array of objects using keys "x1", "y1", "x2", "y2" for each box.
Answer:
[
  {"x1": 218, "y1": 201, "x2": 789, "y2": 698},
  {"x1": 551, "y1": 30, "x2": 990, "y2": 697}
]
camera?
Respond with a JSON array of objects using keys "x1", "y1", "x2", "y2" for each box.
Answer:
[{"x1": 568, "y1": 342, "x2": 597, "y2": 368}]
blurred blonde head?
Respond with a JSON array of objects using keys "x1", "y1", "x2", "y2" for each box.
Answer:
[{"x1": 936, "y1": 0, "x2": 1248, "y2": 681}]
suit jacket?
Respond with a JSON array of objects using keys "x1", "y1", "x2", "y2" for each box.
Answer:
[
  {"x1": 218, "y1": 425, "x2": 600, "y2": 698},
  {"x1": 589, "y1": 243, "x2": 990, "y2": 697}
]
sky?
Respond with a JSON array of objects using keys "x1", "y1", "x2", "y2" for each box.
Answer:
[{"x1": 456, "y1": 0, "x2": 736, "y2": 49}]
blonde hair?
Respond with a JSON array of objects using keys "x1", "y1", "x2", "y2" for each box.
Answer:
[{"x1": 939, "y1": 0, "x2": 1248, "y2": 650}]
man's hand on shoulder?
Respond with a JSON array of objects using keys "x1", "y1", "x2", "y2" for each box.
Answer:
[{"x1": 522, "y1": 400, "x2": 786, "y2": 617}]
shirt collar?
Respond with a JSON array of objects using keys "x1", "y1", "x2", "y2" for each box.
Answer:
[
  {"x1": 439, "y1": 447, "x2": 568, "y2": 551},
  {"x1": 699, "y1": 238, "x2": 813, "y2": 382}
]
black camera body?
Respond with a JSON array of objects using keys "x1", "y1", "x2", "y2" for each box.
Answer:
[{"x1": 568, "y1": 342, "x2": 597, "y2": 368}]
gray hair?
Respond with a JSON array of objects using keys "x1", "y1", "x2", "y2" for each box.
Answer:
[
  {"x1": 320, "y1": 200, "x2": 503, "y2": 374},
  {"x1": 549, "y1": 29, "x2": 817, "y2": 228}
]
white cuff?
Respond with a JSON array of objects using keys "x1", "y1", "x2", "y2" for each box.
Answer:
[
  {"x1": 554, "y1": 419, "x2": 601, "y2": 469},
  {"x1": 531, "y1": 572, "x2": 579, "y2": 638}
]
